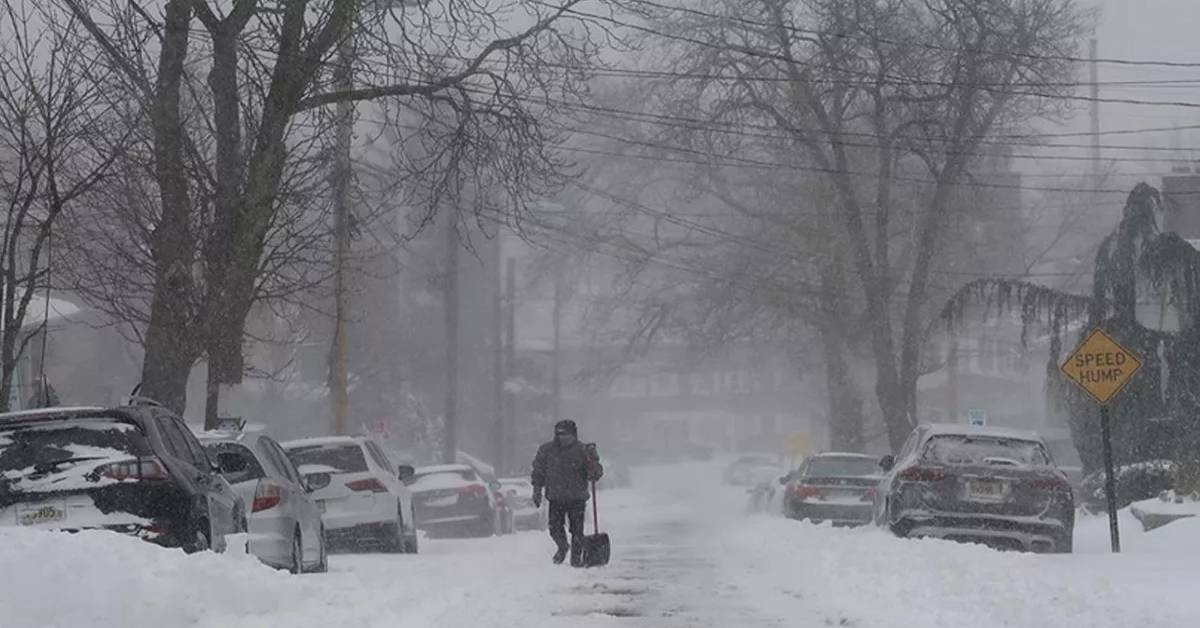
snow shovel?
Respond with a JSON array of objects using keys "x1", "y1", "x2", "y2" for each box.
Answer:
[{"x1": 579, "y1": 480, "x2": 610, "y2": 567}]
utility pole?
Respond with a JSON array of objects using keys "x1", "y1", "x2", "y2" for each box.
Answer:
[
  {"x1": 551, "y1": 271, "x2": 563, "y2": 421},
  {"x1": 329, "y1": 32, "x2": 354, "y2": 436},
  {"x1": 503, "y1": 257, "x2": 516, "y2": 471},
  {"x1": 491, "y1": 241, "x2": 505, "y2": 474},
  {"x1": 442, "y1": 217, "x2": 459, "y2": 464},
  {"x1": 1089, "y1": 38, "x2": 1101, "y2": 180}
]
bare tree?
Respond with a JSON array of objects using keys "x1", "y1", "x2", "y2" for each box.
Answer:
[
  {"x1": 52, "y1": 0, "x2": 613, "y2": 422},
  {"x1": 0, "y1": 0, "x2": 123, "y2": 410},
  {"x1": 640, "y1": 0, "x2": 1091, "y2": 449}
]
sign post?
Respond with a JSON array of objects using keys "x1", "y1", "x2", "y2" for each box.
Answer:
[{"x1": 1059, "y1": 328, "x2": 1143, "y2": 554}]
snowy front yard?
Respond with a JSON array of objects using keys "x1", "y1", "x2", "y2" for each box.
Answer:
[{"x1": 2, "y1": 463, "x2": 1197, "y2": 628}]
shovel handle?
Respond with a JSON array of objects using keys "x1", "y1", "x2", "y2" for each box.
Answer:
[{"x1": 591, "y1": 480, "x2": 599, "y2": 533}]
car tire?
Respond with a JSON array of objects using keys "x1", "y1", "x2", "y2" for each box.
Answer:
[
  {"x1": 289, "y1": 529, "x2": 304, "y2": 574},
  {"x1": 403, "y1": 530, "x2": 420, "y2": 554},
  {"x1": 475, "y1": 513, "x2": 496, "y2": 538},
  {"x1": 187, "y1": 524, "x2": 211, "y2": 554},
  {"x1": 311, "y1": 527, "x2": 329, "y2": 573}
]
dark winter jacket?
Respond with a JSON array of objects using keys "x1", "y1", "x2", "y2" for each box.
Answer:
[{"x1": 531, "y1": 440, "x2": 603, "y2": 502}]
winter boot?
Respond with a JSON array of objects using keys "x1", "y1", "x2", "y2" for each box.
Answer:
[
  {"x1": 552, "y1": 542, "x2": 569, "y2": 565},
  {"x1": 569, "y1": 538, "x2": 584, "y2": 567}
]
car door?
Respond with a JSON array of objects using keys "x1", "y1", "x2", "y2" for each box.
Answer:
[
  {"x1": 363, "y1": 439, "x2": 413, "y2": 530},
  {"x1": 155, "y1": 414, "x2": 239, "y2": 548},
  {"x1": 263, "y1": 437, "x2": 322, "y2": 560}
]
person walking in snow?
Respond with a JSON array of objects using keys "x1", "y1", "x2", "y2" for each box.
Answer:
[{"x1": 531, "y1": 419, "x2": 603, "y2": 566}]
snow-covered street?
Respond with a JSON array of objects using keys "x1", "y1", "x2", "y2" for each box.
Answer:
[{"x1": 4, "y1": 462, "x2": 1199, "y2": 628}]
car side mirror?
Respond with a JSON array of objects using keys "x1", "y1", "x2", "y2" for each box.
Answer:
[
  {"x1": 304, "y1": 472, "x2": 331, "y2": 493},
  {"x1": 879, "y1": 454, "x2": 896, "y2": 472},
  {"x1": 397, "y1": 464, "x2": 415, "y2": 483},
  {"x1": 216, "y1": 452, "x2": 248, "y2": 475}
]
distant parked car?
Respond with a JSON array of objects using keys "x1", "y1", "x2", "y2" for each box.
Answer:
[
  {"x1": 198, "y1": 429, "x2": 326, "y2": 572},
  {"x1": 282, "y1": 436, "x2": 418, "y2": 553},
  {"x1": 874, "y1": 424, "x2": 1074, "y2": 553},
  {"x1": 0, "y1": 405, "x2": 245, "y2": 552},
  {"x1": 723, "y1": 454, "x2": 781, "y2": 486},
  {"x1": 781, "y1": 452, "x2": 880, "y2": 525},
  {"x1": 498, "y1": 477, "x2": 548, "y2": 531},
  {"x1": 407, "y1": 464, "x2": 507, "y2": 537}
]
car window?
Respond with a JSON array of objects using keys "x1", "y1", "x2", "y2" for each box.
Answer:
[
  {"x1": 206, "y1": 442, "x2": 265, "y2": 484},
  {"x1": 286, "y1": 444, "x2": 368, "y2": 473},
  {"x1": 363, "y1": 440, "x2": 392, "y2": 472},
  {"x1": 262, "y1": 438, "x2": 301, "y2": 484},
  {"x1": 921, "y1": 435, "x2": 1050, "y2": 467},
  {"x1": 805, "y1": 456, "x2": 879, "y2": 477},
  {"x1": 177, "y1": 421, "x2": 212, "y2": 468},
  {"x1": 0, "y1": 419, "x2": 153, "y2": 484},
  {"x1": 254, "y1": 439, "x2": 288, "y2": 479},
  {"x1": 156, "y1": 417, "x2": 197, "y2": 466}
]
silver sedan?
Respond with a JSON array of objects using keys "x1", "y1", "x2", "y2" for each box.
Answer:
[{"x1": 198, "y1": 430, "x2": 327, "y2": 573}]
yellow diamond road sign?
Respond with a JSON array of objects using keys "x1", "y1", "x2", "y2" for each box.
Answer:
[{"x1": 1060, "y1": 328, "x2": 1143, "y2": 405}]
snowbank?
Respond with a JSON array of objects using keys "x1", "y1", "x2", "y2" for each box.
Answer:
[{"x1": 717, "y1": 510, "x2": 1200, "y2": 628}]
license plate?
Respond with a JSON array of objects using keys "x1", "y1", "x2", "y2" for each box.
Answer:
[
  {"x1": 966, "y1": 480, "x2": 1008, "y2": 502},
  {"x1": 17, "y1": 502, "x2": 67, "y2": 526}
]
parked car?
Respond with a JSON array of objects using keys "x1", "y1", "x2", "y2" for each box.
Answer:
[
  {"x1": 0, "y1": 405, "x2": 245, "y2": 552},
  {"x1": 198, "y1": 429, "x2": 326, "y2": 572},
  {"x1": 282, "y1": 436, "x2": 418, "y2": 553},
  {"x1": 723, "y1": 454, "x2": 781, "y2": 486},
  {"x1": 498, "y1": 477, "x2": 548, "y2": 531},
  {"x1": 874, "y1": 424, "x2": 1075, "y2": 553},
  {"x1": 407, "y1": 464, "x2": 508, "y2": 537},
  {"x1": 746, "y1": 463, "x2": 788, "y2": 513},
  {"x1": 781, "y1": 452, "x2": 880, "y2": 525},
  {"x1": 454, "y1": 452, "x2": 514, "y2": 534}
]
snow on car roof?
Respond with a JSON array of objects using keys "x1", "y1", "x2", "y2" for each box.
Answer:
[
  {"x1": 281, "y1": 436, "x2": 363, "y2": 449},
  {"x1": 811, "y1": 452, "x2": 879, "y2": 459},
  {"x1": 414, "y1": 464, "x2": 475, "y2": 475},
  {"x1": 921, "y1": 423, "x2": 1045, "y2": 442},
  {"x1": 0, "y1": 407, "x2": 110, "y2": 422}
]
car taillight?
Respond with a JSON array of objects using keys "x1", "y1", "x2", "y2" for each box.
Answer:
[
  {"x1": 789, "y1": 484, "x2": 821, "y2": 498},
  {"x1": 1030, "y1": 476, "x2": 1069, "y2": 492},
  {"x1": 101, "y1": 457, "x2": 169, "y2": 481},
  {"x1": 897, "y1": 467, "x2": 945, "y2": 482},
  {"x1": 253, "y1": 482, "x2": 282, "y2": 512},
  {"x1": 345, "y1": 478, "x2": 388, "y2": 493},
  {"x1": 861, "y1": 488, "x2": 877, "y2": 502},
  {"x1": 461, "y1": 484, "x2": 488, "y2": 496}
]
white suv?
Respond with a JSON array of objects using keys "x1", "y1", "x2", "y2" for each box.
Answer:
[{"x1": 282, "y1": 436, "x2": 418, "y2": 553}]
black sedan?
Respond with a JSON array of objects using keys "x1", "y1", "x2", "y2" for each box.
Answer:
[
  {"x1": 873, "y1": 424, "x2": 1074, "y2": 553},
  {"x1": 781, "y1": 452, "x2": 881, "y2": 525},
  {"x1": 0, "y1": 405, "x2": 245, "y2": 552}
]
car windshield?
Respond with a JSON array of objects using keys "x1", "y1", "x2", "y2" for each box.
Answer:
[
  {"x1": 805, "y1": 457, "x2": 879, "y2": 477},
  {"x1": 285, "y1": 444, "x2": 368, "y2": 473},
  {"x1": 0, "y1": 419, "x2": 151, "y2": 479},
  {"x1": 922, "y1": 435, "x2": 1049, "y2": 467},
  {"x1": 203, "y1": 442, "x2": 265, "y2": 484}
]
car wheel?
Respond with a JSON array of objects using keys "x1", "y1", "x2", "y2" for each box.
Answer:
[
  {"x1": 404, "y1": 530, "x2": 420, "y2": 554},
  {"x1": 311, "y1": 527, "x2": 329, "y2": 573},
  {"x1": 476, "y1": 513, "x2": 496, "y2": 538},
  {"x1": 187, "y1": 524, "x2": 211, "y2": 554},
  {"x1": 289, "y1": 529, "x2": 304, "y2": 574}
]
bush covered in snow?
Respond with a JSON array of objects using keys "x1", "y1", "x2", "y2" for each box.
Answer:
[{"x1": 1080, "y1": 460, "x2": 1176, "y2": 512}]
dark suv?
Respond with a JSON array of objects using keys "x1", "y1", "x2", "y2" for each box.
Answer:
[
  {"x1": 874, "y1": 424, "x2": 1074, "y2": 553},
  {"x1": 0, "y1": 405, "x2": 245, "y2": 552}
]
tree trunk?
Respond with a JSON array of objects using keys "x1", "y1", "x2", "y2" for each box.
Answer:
[
  {"x1": 140, "y1": 0, "x2": 197, "y2": 415},
  {"x1": 820, "y1": 323, "x2": 864, "y2": 453}
]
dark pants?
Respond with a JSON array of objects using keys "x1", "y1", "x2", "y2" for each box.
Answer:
[{"x1": 548, "y1": 500, "x2": 586, "y2": 551}]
